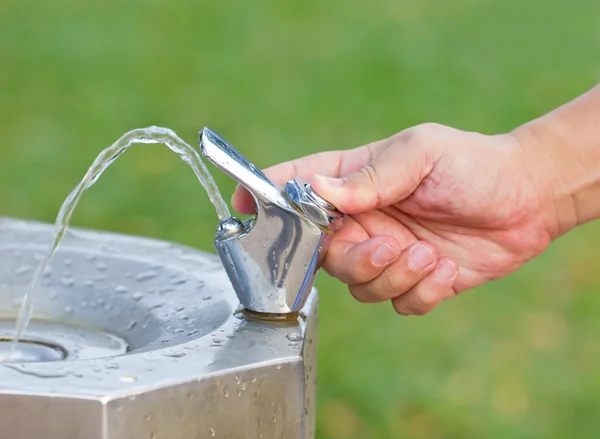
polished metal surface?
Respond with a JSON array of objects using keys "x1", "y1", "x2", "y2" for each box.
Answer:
[
  {"x1": 200, "y1": 127, "x2": 344, "y2": 315},
  {"x1": 285, "y1": 178, "x2": 344, "y2": 231},
  {"x1": 0, "y1": 217, "x2": 317, "y2": 439}
]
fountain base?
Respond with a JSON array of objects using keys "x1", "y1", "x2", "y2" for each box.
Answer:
[{"x1": 0, "y1": 218, "x2": 317, "y2": 439}]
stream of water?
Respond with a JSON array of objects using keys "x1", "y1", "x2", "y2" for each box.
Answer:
[{"x1": 9, "y1": 126, "x2": 229, "y2": 355}]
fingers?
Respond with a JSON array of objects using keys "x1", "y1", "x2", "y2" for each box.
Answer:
[
  {"x1": 344, "y1": 241, "x2": 438, "y2": 303},
  {"x1": 310, "y1": 124, "x2": 444, "y2": 214},
  {"x1": 326, "y1": 235, "x2": 459, "y2": 315},
  {"x1": 231, "y1": 147, "x2": 374, "y2": 214},
  {"x1": 391, "y1": 258, "x2": 458, "y2": 316},
  {"x1": 323, "y1": 235, "x2": 404, "y2": 285}
]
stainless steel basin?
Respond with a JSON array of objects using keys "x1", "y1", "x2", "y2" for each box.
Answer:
[{"x1": 0, "y1": 217, "x2": 317, "y2": 439}]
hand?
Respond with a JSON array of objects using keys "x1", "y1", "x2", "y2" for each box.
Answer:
[{"x1": 232, "y1": 123, "x2": 557, "y2": 315}]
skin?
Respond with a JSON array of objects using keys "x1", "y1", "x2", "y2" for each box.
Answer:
[{"x1": 232, "y1": 84, "x2": 600, "y2": 316}]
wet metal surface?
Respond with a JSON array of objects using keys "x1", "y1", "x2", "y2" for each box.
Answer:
[{"x1": 0, "y1": 217, "x2": 317, "y2": 438}]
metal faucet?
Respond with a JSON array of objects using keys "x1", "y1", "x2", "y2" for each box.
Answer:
[{"x1": 200, "y1": 127, "x2": 344, "y2": 315}]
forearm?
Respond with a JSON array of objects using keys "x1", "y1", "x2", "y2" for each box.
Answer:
[{"x1": 512, "y1": 84, "x2": 600, "y2": 238}]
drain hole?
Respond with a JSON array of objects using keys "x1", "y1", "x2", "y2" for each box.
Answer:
[{"x1": 0, "y1": 338, "x2": 67, "y2": 363}]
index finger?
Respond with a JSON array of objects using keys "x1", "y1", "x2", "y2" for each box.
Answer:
[{"x1": 232, "y1": 145, "x2": 375, "y2": 214}]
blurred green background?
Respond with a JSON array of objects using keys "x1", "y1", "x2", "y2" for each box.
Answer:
[{"x1": 2, "y1": 0, "x2": 600, "y2": 437}]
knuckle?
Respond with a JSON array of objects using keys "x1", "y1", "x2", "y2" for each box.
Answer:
[
  {"x1": 361, "y1": 165, "x2": 382, "y2": 208},
  {"x1": 416, "y1": 122, "x2": 443, "y2": 132},
  {"x1": 403, "y1": 123, "x2": 445, "y2": 154},
  {"x1": 379, "y1": 271, "x2": 404, "y2": 299},
  {"x1": 417, "y1": 289, "x2": 440, "y2": 308},
  {"x1": 392, "y1": 300, "x2": 411, "y2": 315},
  {"x1": 412, "y1": 291, "x2": 442, "y2": 315},
  {"x1": 407, "y1": 123, "x2": 433, "y2": 142},
  {"x1": 348, "y1": 286, "x2": 371, "y2": 304},
  {"x1": 362, "y1": 164, "x2": 379, "y2": 187}
]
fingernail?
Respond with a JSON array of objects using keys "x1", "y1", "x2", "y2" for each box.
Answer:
[
  {"x1": 316, "y1": 174, "x2": 344, "y2": 187},
  {"x1": 409, "y1": 244, "x2": 435, "y2": 270},
  {"x1": 435, "y1": 260, "x2": 457, "y2": 283},
  {"x1": 371, "y1": 242, "x2": 397, "y2": 267}
]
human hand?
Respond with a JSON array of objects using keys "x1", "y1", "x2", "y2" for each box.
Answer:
[{"x1": 232, "y1": 123, "x2": 560, "y2": 315}]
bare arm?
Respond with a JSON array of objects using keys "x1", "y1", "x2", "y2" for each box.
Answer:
[{"x1": 513, "y1": 84, "x2": 600, "y2": 238}]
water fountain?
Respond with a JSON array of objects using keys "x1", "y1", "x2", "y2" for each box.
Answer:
[{"x1": 0, "y1": 128, "x2": 343, "y2": 438}]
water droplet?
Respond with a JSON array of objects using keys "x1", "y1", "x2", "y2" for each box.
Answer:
[
  {"x1": 64, "y1": 305, "x2": 73, "y2": 314},
  {"x1": 276, "y1": 365, "x2": 281, "y2": 370},
  {"x1": 236, "y1": 388, "x2": 242, "y2": 396},
  {"x1": 202, "y1": 295, "x2": 212, "y2": 301},
  {"x1": 127, "y1": 321, "x2": 137, "y2": 331},
  {"x1": 178, "y1": 314, "x2": 189, "y2": 321},
  {"x1": 96, "y1": 261, "x2": 107, "y2": 271},
  {"x1": 174, "y1": 328, "x2": 185, "y2": 334},
  {"x1": 81, "y1": 301, "x2": 88, "y2": 309},
  {"x1": 115, "y1": 285, "x2": 129, "y2": 294},
  {"x1": 85, "y1": 254, "x2": 96, "y2": 262},
  {"x1": 187, "y1": 329, "x2": 199, "y2": 336},
  {"x1": 223, "y1": 387, "x2": 229, "y2": 397},
  {"x1": 209, "y1": 428, "x2": 216, "y2": 436},
  {"x1": 136, "y1": 270, "x2": 158, "y2": 281},
  {"x1": 84, "y1": 280, "x2": 94, "y2": 288},
  {"x1": 119, "y1": 375, "x2": 137, "y2": 383},
  {"x1": 105, "y1": 363, "x2": 119, "y2": 369},
  {"x1": 132, "y1": 292, "x2": 144, "y2": 301},
  {"x1": 62, "y1": 276, "x2": 75, "y2": 287},
  {"x1": 171, "y1": 277, "x2": 187, "y2": 285},
  {"x1": 64, "y1": 258, "x2": 73, "y2": 266},
  {"x1": 145, "y1": 414, "x2": 152, "y2": 421},
  {"x1": 162, "y1": 351, "x2": 186, "y2": 358},
  {"x1": 286, "y1": 332, "x2": 302, "y2": 342},
  {"x1": 234, "y1": 375, "x2": 240, "y2": 384},
  {"x1": 251, "y1": 374, "x2": 257, "y2": 383}
]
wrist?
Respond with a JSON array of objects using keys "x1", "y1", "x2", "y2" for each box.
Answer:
[{"x1": 511, "y1": 98, "x2": 600, "y2": 238}]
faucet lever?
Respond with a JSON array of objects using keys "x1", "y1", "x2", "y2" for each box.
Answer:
[
  {"x1": 199, "y1": 127, "x2": 288, "y2": 211},
  {"x1": 199, "y1": 127, "x2": 345, "y2": 315}
]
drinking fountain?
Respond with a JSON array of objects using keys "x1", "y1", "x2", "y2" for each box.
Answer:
[{"x1": 0, "y1": 128, "x2": 344, "y2": 438}]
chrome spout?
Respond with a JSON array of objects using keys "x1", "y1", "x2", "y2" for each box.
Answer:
[{"x1": 200, "y1": 127, "x2": 344, "y2": 314}]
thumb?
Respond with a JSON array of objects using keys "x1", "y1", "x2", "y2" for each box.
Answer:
[{"x1": 310, "y1": 143, "x2": 438, "y2": 214}]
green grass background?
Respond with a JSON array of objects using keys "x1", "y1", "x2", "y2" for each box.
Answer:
[{"x1": 2, "y1": 0, "x2": 600, "y2": 437}]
